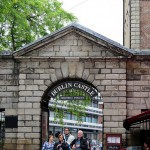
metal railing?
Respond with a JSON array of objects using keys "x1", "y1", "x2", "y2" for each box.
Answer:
[{"x1": 0, "y1": 109, "x2": 5, "y2": 150}]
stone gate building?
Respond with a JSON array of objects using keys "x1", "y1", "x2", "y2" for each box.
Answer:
[{"x1": 0, "y1": 23, "x2": 150, "y2": 149}]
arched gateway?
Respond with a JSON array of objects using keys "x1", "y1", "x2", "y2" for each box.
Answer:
[
  {"x1": 41, "y1": 79, "x2": 103, "y2": 146},
  {"x1": 0, "y1": 24, "x2": 133, "y2": 149}
]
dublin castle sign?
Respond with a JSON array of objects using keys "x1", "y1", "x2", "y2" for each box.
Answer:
[{"x1": 48, "y1": 81, "x2": 97, "y2": 98}]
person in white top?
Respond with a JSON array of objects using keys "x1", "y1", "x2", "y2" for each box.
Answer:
[{"x1": 63, "y1": 127, "x2": 75, "y2": 148}]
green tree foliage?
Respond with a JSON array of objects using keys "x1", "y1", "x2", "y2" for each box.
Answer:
[
  {"x1": 50, "y1": 89, "x2": 92, "y2": 125},
  {"x1": 0, "y1": 0, "x2": 77, "y2": 51}
]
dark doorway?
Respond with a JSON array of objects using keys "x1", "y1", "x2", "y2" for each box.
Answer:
[{"x1": 140, "y1": 130, "x2": 150, "y2": 146}]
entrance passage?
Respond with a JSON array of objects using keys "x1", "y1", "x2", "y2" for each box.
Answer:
[
  {"x1": 46, "y1": 80, "x2": 103, "y2": 145},
  {"x1": 0, "y1": 109, "x2": 5, "y2": 150}
]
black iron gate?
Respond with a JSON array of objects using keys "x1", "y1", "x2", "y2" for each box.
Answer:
[{"x1": 0, "y1": 109, "x2": 5, "y2": 150}]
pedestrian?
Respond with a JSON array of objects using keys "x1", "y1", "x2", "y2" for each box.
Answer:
[
  {"x1": 54, "y1": 134, "x2": 69, "y2": 150},
  {"x1": 100, "y1": 142, "x2": 103, "y2": 150},
  {"x1": 63, "y1": 127, "x2": 75, "y2": 146},
  {"x1": 70, "y1": 130, "x2": 88, "y2": 150},
  {"x1": 42, "y1": 133, "x2": 55, "y2": 150},
  {"x1": 144, "y1": 141, "x2": 150, "y2": 150}
]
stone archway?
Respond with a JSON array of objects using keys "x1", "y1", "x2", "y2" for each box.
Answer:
[{"x1": 41, "y1": 79, "x2": 103, "y2": 146}]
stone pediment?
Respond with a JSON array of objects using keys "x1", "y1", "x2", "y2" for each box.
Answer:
[{"x1": 13, "y1": 23, "x2": 133, "y2": 58}]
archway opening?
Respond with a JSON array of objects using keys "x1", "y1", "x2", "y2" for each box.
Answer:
[{"x1": 41, "y1": 79, "x2": 103, "y2": 147}]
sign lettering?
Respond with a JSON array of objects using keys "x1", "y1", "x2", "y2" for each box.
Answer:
[{"x1": 48, "y1": 81, "x2": 97, "y2": 98}]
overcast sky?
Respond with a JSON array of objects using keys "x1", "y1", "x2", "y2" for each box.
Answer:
[{"x1": 60, "y1": 0, "x2": 123, "y2": 44}]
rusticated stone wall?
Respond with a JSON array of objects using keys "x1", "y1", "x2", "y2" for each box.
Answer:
[{"x1": 0, "y1": 29, "x2": 150, "y2": 149}]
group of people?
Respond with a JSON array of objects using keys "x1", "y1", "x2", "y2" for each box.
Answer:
[{"x1": 42, "y1": 127, "x2": 90, "y2": 150}]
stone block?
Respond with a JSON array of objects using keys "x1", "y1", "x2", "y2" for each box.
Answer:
[
  {"x1": 106, "y1": 62, "x2": 119, "y2": 68},
  {"x1": 19, "y1": 85, "x2": 26, "y2": 90},
  {"x1": 34, "y1": 80, "x2": 44, "y2": 85},
  {"x1": 82, "y1": 45, "x2": 93, "y2": 51},
  {"x1": 34, "y1": 69, "x2": 44, "y2": 73},
  {"x1": 18, "y1": 115, "x2": 32, "y2": 120},
  {"x1": 17, "y1": 139, "x2": 32, "y2": 144},
  {"x1": 76, "y1": 62, "x2": 84, "y2": 78},
  {"x1": 106, "y1": 86, "x2": 118, "y2": 90},
  {"x1": 55, "y1": 69, "x2": 63, "y2": 80},
  {"x1": 61, "y1": 62, "x2": 69, "y2": 78},
  {"x1": 104, "y1": 103, "x2": 112, "y2": 109},
  {"x1": 4, "y1": 144, "x2": 17, "y2": 150},
  {"x1": 90, "y1": 69, "x2": 99, "y2": 74},
  {"x1": 118, "y1": 109, "x2": 126, "y2": 115},
  {"x1": 32, "y1": 127, "x2": 40, "y2": 132},
  {"x1": 104, "y1": 122, "x2": 118, "y2": 127},
  {"x1": 87, "y1": 75, "x2": 94, "y2": 83},
  {"x1": 25, "y1": 133, "x2": 40, "y2": 138},
  {"x1": 27, "y1": 74, "x2": 39, "y2": 79},
  {"x1": 111, "y1": 116, "x2": 126, "y2": 121},
  {"x1": 40, "y1": 74, "x2": 50, "y2": 79},
  {"x1": 33, "y1": 115, "x2": 40, "y2": 121},
  {"x1": 119, "y1": 86, "x2": 126, "y2": 90},
  {"x1": 101, "y1": 80, "x2": 111, "y2": 85},
  {"x1": 56, "y1": 51, "x2": 70, "y2": 56},
  {"x1": 95, "y1": 74, "x2": 105, "y2": 79},
  {"x1": 112, "y1": 103, "x2": 126, "y2": 109},
  {"x1": 5, "y1": 133, "x2": 17, "y2": 138},
  {"x1": 0, "y1": 69, "x2": 13, "y2": 74},
  {"x1": 18, "y1": 103, "x2": 32, "y2": 108},
  {"x1": 97, "y1": 86, "x2": 105, "y2": 91},
  {"x1": 19, "y1": 74, "x2": 26, "y2": 79},
  {"x1": 85, "y1": 61, "x2": 94, "y2": 69},
  {"x1": 104, "y1": 128, "x2": 111, "y2": 133},
  {"x1": 59, "y1": 45, "x2": 71, "y2": 51},
  {"x1": 5, "y1": 109, "x2": 17, "y2": 115},
  {"x1": 119, "y1": 97, "x2": 126, "y2": 102},
  {"x1": 92, "y1": 80, "x2": 100, "y2": 87},
  {"x1": 25, "y1": 109, "x2": 41, "y2": 115},
  {"x1": 54, "y1": 45, "x2": 60, "y2": 51},
  {"x1": 82, "y1": 69, "x2": 90, "y2": 80},
  {"x1": 33, "y1": 139, "x2": 40, "y2": 144},
  {"x1": 89, "y1": 52, "x2": 101, "y2": 57},
  {"x1": 106, "y1": 74, "x2": 120, "y2": 79},
  {"x1": 44, "y1": 69, "x2": 55, "y2": 74},
  {"x1": 112, "y1": 80, "x2": 126, "y2": 85},
  {"x1": 19, "y1": 91, "x2": 32, "y2": 96},
  {"x1": 24, "y1": 144, "x2": 40, "y2": 150},
  {"x1": 103, "y1": 97, "x2": 119, "y2": 102},
  {"x1": 69, "y1": 62, "x2": 77, "y2": 77},
  {"x1": 18, "y1": 127, "x2": 32, "y2": 132},
  {"x1": 71, "y1": 46, "x2": 82, "y2": 51},
  {"x1": 51, "y1": 74, "x2": 57, "y2": 82},
  {"x1": 103, "y1": 109, "x2": 118, "y2": 115},
  {"x1": 95, "y1": 62, "x2": 105, "y2": 68},
  {"x1": 101, "y1": 69, "x2": 111, "y2": 73},
  {"x1": 18, "y1": 109, "x2": 25, "y2": 115},
  {"x1": 111, "y1": 128, "x2": 126, "y2": 133},
  {"x1": 26, "y1": 85, "x2": 38, "y2": 90},
  {"x1": 33, "y1": 103, "x2": 40, "y2": 108},
  {"x1": 0, "y1": 86, "x2": 6, "y2": 91},
  {"x1": 39, "y1": 62, "x2": 49, "y2": 68},
  {"x1": 104, "y1": 116, "x2": 111, "y2": 121},
  {"x1": 73, "y1": 51, "x2": 88, "y2": 56},
  {"x1": 24, "y1": 80, "x2": 34, "y2": 85},
  {"x1": 40, "y1": 51, "x2": 55, "y2": 56},
  {"x1": 133, "y1": 92, "x2": 148, "y2": 97}
]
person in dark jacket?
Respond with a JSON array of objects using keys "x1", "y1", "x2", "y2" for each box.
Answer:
[
  {"x1": 54, "y1": 134, "x2": 69, "y2": 150},
  {"x1": 70, "y1": 130, "x2": 88, "y2": 150}
]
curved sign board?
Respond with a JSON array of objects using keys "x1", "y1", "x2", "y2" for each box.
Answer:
[{"x1": 48, "y1": 81, "x2": 98, "y2": 98}]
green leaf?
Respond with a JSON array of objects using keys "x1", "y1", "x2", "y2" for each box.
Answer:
[{"x1": 0, "y1": 0, "x2": 77, "y2": 51}]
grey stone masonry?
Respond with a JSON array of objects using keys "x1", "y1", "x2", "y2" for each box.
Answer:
[
  {"x1": 1, "y1": 24, "x2": 150, "y2": 149},
  {"x1": 130, "y1": 0, "x2": 140, "y2": 49}
]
